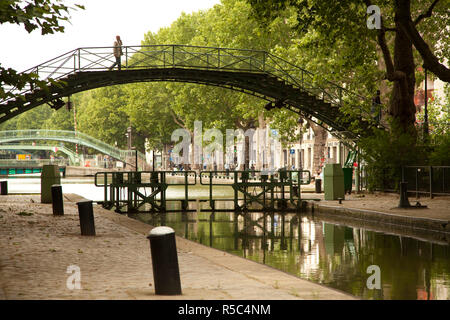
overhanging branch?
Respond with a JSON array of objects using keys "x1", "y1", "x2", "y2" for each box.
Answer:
[
  {"x1": 414, "y1": 0, "x2": 440, "y2": 25},
  {"x1": 364, "y1": 0, "x2": 404, "y2": 82},
  {"x1": 397, "y1": 17, "x2": 450, "y2": 82}
]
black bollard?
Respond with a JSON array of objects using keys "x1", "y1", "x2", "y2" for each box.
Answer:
[
  {"x1": 398, "y1": 182, "x2": 411, "y2": 208},
  {"x1": 181, "y1": 200, "x2": 188, "y2": 211},
  {"x1": 76, "y1": 200, "x2": 96, "y2": 236},
  {"x1": 0, "y1": 181, "x2": 7, "y2": 195},
  {"x1": 51, "y1": 184, "x2": 64, "y2": 216},
  {"x1": 315, "y1": 178, "x2": 322, "y2": 193},
  {"x1": 147, "y1": 226, "x2": 182, "y2": 295},
  {"x1": 277, "y1": 199, "x2": 287, "y2": 210}
]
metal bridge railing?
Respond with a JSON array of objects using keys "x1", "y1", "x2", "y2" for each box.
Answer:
[
  {"x1": 0, "y1": 143, "x2": 78, "y2": 164},
  {"x1": 198, "y1": 170, "x2": 311, "y2": 185},
  {"x1": 1, "y1": 44, "x2": 376, "y2": 125},
  {"x1": 0, "y1": 129, "x2": 147, "y2": 165}
]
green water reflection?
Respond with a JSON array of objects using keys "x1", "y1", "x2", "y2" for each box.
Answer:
[{"x1": 133, "y1": 209, "x2": 450, "y2": 300}]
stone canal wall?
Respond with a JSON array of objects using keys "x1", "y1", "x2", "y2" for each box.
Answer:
[{"x1": 308, "y1": 201, "x2": 450, "y2": 244}]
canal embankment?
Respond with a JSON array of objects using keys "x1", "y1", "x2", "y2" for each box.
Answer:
[
  {"x1": 65, "y1": 166, "x2": 121, "y2": 177},
  {"x1": 306, "y1": 192, "x2": 450, "y2": 241},
  {"x1": 0, "y1": 194, "x2": 355, "y2": 300}
]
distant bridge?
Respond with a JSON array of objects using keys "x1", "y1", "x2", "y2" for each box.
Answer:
[
  {"x1": 0, "y1": 130, "x2": 147, "y2": 166},
  {"x1": 0, "y1": 143, "x2": 78, "y2": 164},
  {"x1": 0, "y1": 45, "x2": 382, "y2": 142}
]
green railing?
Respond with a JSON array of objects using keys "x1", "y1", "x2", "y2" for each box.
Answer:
[
  {"x1": 1, "y1": 44, "x2": 373, "y2": 118},
  {"x1": 0, "y1": 130, "x2": 146, "y2": 165},
  {"x1": 0, "y1": 143, "x2": 78, "y2": 164}
]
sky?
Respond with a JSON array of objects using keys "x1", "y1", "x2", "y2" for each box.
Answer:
[{"x1": 0, "y1": 0, "x2": 221, "y2": 72}]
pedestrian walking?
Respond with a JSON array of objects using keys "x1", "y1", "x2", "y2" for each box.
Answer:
[{"x1": 109, "y1": 35, "x2": 123, "y2": 71}]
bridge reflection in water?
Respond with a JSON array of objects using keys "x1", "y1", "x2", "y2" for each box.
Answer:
[{"x1": 131, "y1": 208, "x2": 450, "y2": 300}]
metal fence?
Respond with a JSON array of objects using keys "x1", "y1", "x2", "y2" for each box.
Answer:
[
  {"x1": 366, "y1": 165, "x2": 450, "y2": 198},
  {"x1": 402, "y1": 166, "x2": 450, "y2": 198}
]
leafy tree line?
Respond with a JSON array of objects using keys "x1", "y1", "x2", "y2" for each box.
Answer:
[
  {"x1": 1, "y1": 0, "x2": 448, "y2": 178},
  {"x1": 0, "y1": 0, "x2": 298, "y2": 166},
  {"x1": 247, "y1": 0, "x2": 449, "y2": 189}
]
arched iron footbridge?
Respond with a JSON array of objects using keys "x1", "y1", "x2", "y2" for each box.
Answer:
[
  {"x1": 0, "y1": 130, "x2": 146, "y2": 165},
  {"x1": 1, "y1": 45, "x2": 379, "y2": 140}
]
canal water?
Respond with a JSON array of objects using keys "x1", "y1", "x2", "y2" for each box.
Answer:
[{"x1": 5, "y1": 176, "x2": 450, "y2": 300}]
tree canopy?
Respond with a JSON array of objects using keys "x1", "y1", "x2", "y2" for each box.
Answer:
[
  {"x1": 247, "y1": 0, "x2": 450, "y2": 131},
  {"x1": 0, "y1": 0, "x2": 84, "y2": 100},
  {"x1": 2, "y1": 0, "x2": 448, "y2": 169}
]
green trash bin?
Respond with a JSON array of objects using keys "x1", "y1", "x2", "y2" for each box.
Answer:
[
  {"x1": 323, "y1": 164, "x2": 345, "y2": 200},
  {"x1": 41, "y1": 165, "x2": 61, "y2": 203},
  {"x1": 343, "y1": 167, "x2": 353, "y2": 194}
]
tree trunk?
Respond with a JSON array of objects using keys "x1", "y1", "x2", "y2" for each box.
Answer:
[
  {"x1": 389, "y1": 0, "x2": 417, "y2": 131},
  {"x1": 376, "y1": 47, "x2": 389, "y2": 126},
  {"x1": 310, "y1": 122, "x2": 327, "y2": 176}
]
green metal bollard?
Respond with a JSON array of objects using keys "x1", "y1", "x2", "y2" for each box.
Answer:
[{"x1": 323, "y1": 164, "x2": 345, "y2": 200}]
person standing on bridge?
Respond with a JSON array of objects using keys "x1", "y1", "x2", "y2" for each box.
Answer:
[{"x1": 109, "y1": 35, "x2": 123, "y2": 71}]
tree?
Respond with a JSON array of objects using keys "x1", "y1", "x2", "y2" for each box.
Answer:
[
  {"x1": 76, "y1": 86, "x2": 132, "y2": 150},
  {"x1": 0, "y1": 0, "x2": 84, "y2": 100},
  {"x1": 43, "y1": 105, "x2": 74, "y2": 131},
  {"x1": 123, "y1": 82, "x2": 178, "y2": 152},
  {"x1": 134, "y1": 1, "x2": 275, "y2": 169},
  {"x1": 416, "y1": 83, "x2": 450, "y2": 139},
  {"x1": 247, "y1": 0, "x2": 449, "y2": 132}
]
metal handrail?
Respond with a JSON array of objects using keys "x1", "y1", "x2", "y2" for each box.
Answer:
[
  {"x1": 0, "y1": 129, "x2": 146, "y2": 164},
  {"x1": 199, "y1": 170, "x2": 312, "y2": 186},
  {"x1": 0, "y1": 143, "x2": 78, "y2": 164},
  {"x1": 1, "y1": 44, "x2": 377, "y2": 125},
  {"x1": 94, "y1": 170, "x2": 197, "y2": 187}
]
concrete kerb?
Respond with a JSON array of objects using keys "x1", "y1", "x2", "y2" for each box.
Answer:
[{"x1": 308, "y1": 201, "x2": 450, "y2": 235}]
